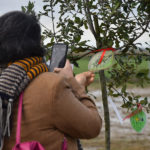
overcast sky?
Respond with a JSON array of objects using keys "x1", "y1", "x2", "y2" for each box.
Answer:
[
  {"x1": 0, "y1": 0, "x2": 42, "y2": 14},
  {"x1": 0, "y1": 0, "x2": 149, "y2": 48}
]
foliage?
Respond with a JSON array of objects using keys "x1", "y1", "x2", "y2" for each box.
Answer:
[
  {"x1": 21, "y1": 1, "x2": 150, "y2": 150},
  {"x1": 21, "y1": 1, "x2": 36, "y2": 17},
  {"x1": 22, "y1": 0, "x2": 150, "y2": 113}
]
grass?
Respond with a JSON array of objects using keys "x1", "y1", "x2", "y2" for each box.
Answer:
[
  {"x1": 73, "y1": 56, "x2": 150, "y2": 75},
  {"x1": 73, "y1": 56, "x2": 89, "y2": 74},
  {"x1": 73, "y1": 56, "x2": 150, "y2": 88},
  {"x1": 73, "y1": 56, "x2": 100, "y2": 81}
]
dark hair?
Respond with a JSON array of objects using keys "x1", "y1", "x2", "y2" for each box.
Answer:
[{"x1": 0, "y1": 11, "x2": 45, "y2": 63}]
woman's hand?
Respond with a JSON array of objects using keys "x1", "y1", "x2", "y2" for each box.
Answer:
[
  {"x1": 54, "y1": 59, "x2": 73, "y2": 79},
  {"x1": 75, "y1": 71, "x2": 95, "y2": 87},
  {"x1": 54, "y1": 60, "x2": 95, "y2": 87}
]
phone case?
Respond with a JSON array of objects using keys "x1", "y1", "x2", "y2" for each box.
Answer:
[{"x1": 49, "y1": 43, "x2": 68, "y2": 72}]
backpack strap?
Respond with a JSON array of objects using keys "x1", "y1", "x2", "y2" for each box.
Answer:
[{"x1": 16, "y1": 92, "x2": 23, "y2": 145}]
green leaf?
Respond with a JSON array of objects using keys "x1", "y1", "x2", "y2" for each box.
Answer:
[
  {"x1": 107, "y1": 40, "x2": 113, "y2": 47},
  {"x1": 128, "y1": 96, "x2": 133, "y2": 101},
  {"x1": 112, "y1": 93, "x2": 119, "y2": 97},
  {"x1": 123, "y1": 4, "x2": 128, "y2": 13},
  {"x1": 121, "y1": 101, "x2": 132, "y2": 108},
  {"x1": 140, "y1": 97, "x2": 148, "y2": 105},
  {"x1": 134, "y1": 95, "x2": 141, "y2": 100},
  {"x1": 109, "y1": 89, "x2": 114, "y2": 96},
  {"x1": 43, "y1": 5, "x2": 50, "y2": 10},
  {"x1": 114, "y1": 2, "x2": 121, "y2": 10},
  {"x1": 121, "y1": 84, "x2": 126, "y2": 93},
  {"x1": 21, "y1": 6, "x2": 26, "y2": 13},
  {"x1": 28, "y1": 1, "x2": 34, "y2": 11},
  {"x1": 75, "y1": 17, "x2": 81, "y2": 24},
  {"x1": 115, "y1": 40, "x2": 119, "y2": 48},
  {"x1": 46, "y1": 42, "x2": 53, "y2": 48},
  {"x1": 83, "y1": 20, "x2": 88, "y2": 29},
  {"x1": 51, "y1": 37, "x2": 54, "y2": 43},
  {"x1": 74, "y1": 35, "x2": 81, "y2": 43},
  {"x1": 140, "y1": 100, "x2": 146, "y2": 105}
]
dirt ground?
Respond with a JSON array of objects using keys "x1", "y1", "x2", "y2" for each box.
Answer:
[{"x1": 81, "y1": 87, "x2": 150, "y2": 150}]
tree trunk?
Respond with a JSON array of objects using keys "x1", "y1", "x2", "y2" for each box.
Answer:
[
  {"x1": 87, "y1": 9, "x2": 111, "y2": 150},
  {"x1": 99, "y1": 70, "x2": 110, "y2": 150}
]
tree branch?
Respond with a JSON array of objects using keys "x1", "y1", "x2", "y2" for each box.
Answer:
[
  {"x1": 93, "y1": 15, "x2": 103, "y2": 48},
  {"x1": 111, "y1": 87, "x2": 128, "y2": 104},
  {"x1": 40, "y1": 22, "x2": 50, "y2": 32},
  {"x1": 83, "y1": 0, "x2": 97, "y2": 39},
  {"x1": 72, "y1": 48, "x2": 150, "y2": 61},
  {"x1": 117, "y1": 20, "x2": 150, "y2": 51},
  {"x1": 123, "y1": 0, "x2": 144, "y2": 30},
  {"x1": 93, "y1": 15, "x2": 100, "y2": 36},
  {"x1": 50, "y1": 0, "x2": 57, "y2": 42}
]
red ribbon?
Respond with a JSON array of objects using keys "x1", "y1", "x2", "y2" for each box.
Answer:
[
  {"x1": 123, "y1": 104, "x2": 142, "y2": 121},
  {"x1": 90, "y1": 48, "x2": 116, "y2": 65}
]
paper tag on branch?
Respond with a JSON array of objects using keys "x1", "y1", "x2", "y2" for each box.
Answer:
[
  {"x1": 130, "y1": 109, "x2": 146, "y2": 132},
  {"x1": 88, "y1": 50, "x2": 115, "y2": 72}
]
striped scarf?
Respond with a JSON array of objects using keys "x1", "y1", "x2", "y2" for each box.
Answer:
[{"x1": 0, "y1": 57, "x2": 48, "y2": 150}]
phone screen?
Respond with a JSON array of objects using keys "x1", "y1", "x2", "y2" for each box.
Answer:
[{"x1": 49, "y1": 44, "x2": 68, "y2": 72}]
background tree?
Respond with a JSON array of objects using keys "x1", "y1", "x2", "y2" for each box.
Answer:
[{"x1": 22, "y1": 1, "x2": 150, "y2": 150}]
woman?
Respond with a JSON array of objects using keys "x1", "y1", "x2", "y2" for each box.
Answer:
[{"x1": 0, "y1": 11, "x2": 102, "y2": 150}]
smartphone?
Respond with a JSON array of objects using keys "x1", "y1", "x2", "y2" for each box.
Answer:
[{"x1": 49, "y1": 43, "x2": 68, "y2": 72}]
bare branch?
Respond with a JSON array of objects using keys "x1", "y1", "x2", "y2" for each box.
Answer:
[
  {"x1": 73, "y1": 48, "x2": 150, "y2": 61},
  {"x1": 40, "y1": 22, "x2": 50, "y2": 32},
  {"x1": 125, "y1": 11, "x2": 130, "y2": 20},
  {"x1": 73, "y1": 51, "x2": 91, "y2": 61},
  {"x1": 111, "y1": 87, "x2": 128, "y2": 104},
  {"x1": 83, "y1": 0, "x2": 97, "y2": 39},
  {"x1": 123, "y1": 0, "x2": 144, "y2": 30},
  {"x1": 93, "y1": 15, "x2": 100, "y2": 37},
  {"x1": 117, "y1": 20, "x2": 150, "y2": 50},
  {"x1": 50, "y1": 0, "x2": 57, "y2": 42}
]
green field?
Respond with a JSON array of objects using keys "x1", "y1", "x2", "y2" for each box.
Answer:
[
  {"x1": 73, "y1": 56, "x2": 150, "y2": 87},
  {"x1": 73, "y1": 56, "x2": 100, "y2": 81},
  {"x1": 73, "y1": 56, "x2": 150, "y2": 73}
]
